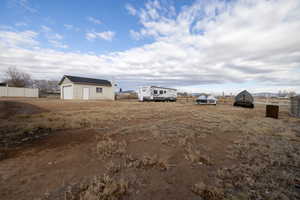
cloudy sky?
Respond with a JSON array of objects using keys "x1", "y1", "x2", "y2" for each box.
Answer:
[{"x1": 0, "y1": 0, "x2": 300, "y2": 94}]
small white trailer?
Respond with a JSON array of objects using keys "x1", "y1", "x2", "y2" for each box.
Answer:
[
  {"x1": 138, "y1": 86, "x2": 177, "y2": 102},
  {"x1": 196, "y1": 95, "x2": 217, "y2": 105}
]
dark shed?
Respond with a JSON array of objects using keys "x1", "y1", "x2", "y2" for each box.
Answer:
[
  {"x1": 234, "y1": 90, "x2": 254, "y2": 108},
  {"x1": 290, "y1": 95, "x2": 300, "y2": 118}
]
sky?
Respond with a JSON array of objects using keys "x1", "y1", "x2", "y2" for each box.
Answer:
[{"x1": 0, "y1": 0, "x2": 300, "y2": 94}]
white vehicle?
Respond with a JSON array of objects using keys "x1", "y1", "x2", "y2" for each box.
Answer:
[
  {"x1": 138, "y1": 86, "x2": 177, "y2": 102},
  {"x1": 196, "y1": 95, "x2": 217, "y2": 105}
]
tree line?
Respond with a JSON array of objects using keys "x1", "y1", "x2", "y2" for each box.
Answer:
[{"x1": 2, "y1": 67, "x2": 59, "y2": 94}]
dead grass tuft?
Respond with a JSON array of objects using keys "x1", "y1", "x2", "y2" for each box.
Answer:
[
  {"x1": 218, "y1": 134, "x2": 300, "y2": 199},
  {"x1": 105, "y1": 161, "x2": 121, "y2": 175},
  {"x1": 96, "y1": 137, "x2": 127, "y2": 158},
  {"x1": 125, "y1": 154, "x2": 170, "y2": 171},
  {"x1": 65, "y1": 174, "x2": 129, "y2": 200},
  {"x1": 192, "y1": 182, "x2": 224, "y2": 200},
  {"x1": 184, "y1": 143, "x2": 212, "y2": 165}
]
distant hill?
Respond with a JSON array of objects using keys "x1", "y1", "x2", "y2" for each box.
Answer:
[{"x1": 252, "y1": 92, "x2": 279, "y2": 97}]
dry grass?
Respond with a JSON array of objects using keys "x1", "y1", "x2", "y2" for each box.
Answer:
[
  {"x1": 191, "y1": 182, "x2": 224, "y2": 200},
  {"x1": 64, "y1": 174, "x2": 129, "y2": 200},
  {"x1": 96, "y1": 136, "x2": 127, "y2": 159},
  {"x1": 124, "y1": 154, "x2": 170, "y2": 171},
  {"x1": 183, "y1": 142, "x2": 212, "y2": 165},
  {"x1": 1, "y1": 99, "x2": 300, "y2": 200},
  {"x1": 218, "y1": 133, "x2": 300, "y2": 199}
]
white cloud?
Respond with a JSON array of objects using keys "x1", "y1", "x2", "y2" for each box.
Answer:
[
  {"x1": 64, "y1": 24, "x2": 73, "y2": 30},
  {"x1": 11, "y1": 0, "x2": 37, "y2": 13},
  {"x1": 49, "y1": 40, "x2": 68, "y2": 49},
  {"x1": 39, "y1": 25, "x2": 66, "y2": 49},
  {"x1": 0, "y1": 25, "x2": 14, "y2": 30},
  {"x1": 97, "y1": 31, "x2": 115, "y2": 41},
  {"x1": 52, "y1": 33, "x2": 63, "y2": 40},
  {"x1": 15, "y1": 22, "x2": 27, "y2": 27},
  {"x1": 1, "y1": 0, "x2": 300, "y2": 92},
  {"x1": 87, "y1": 17, "x2": 102, "y2": 24},
  {"x1": 41, "y1": 25, "x2": 51, "y2": 32},
  {"x1": 64, "y1": 24, "x2": 80, "y2": 31},
  {"x1": 0, "y1": 30, "x2": 38, "y2": 47},
  {"x1": 125, "y1": 4, "x2": 137, "y2": 16},
  {"x1": 86, "y1": 31, "x2": 115, "y2": 41},
  {"x1": 129, "y1": 30, "x2": 142, "y2": 40},
  {"x1": 85, "y1": 32, "x2": 96, "y2": 41},
  {"x1": 41, "y1": 26, "x2": 63, "y2": 41}
]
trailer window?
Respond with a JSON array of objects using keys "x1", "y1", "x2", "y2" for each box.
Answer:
[
  {"x1": 159, "y1": 90, "x2": 164, "y2": 94},
  {"x1": 153, "y1": 90, "x2": 158, "y2": 94},
  {"x1": 96, "y1": 87, "x2": 103, "y2": 93},
  {"x1": 164, "y1": 90, "x2": 166, "y2": 94}
]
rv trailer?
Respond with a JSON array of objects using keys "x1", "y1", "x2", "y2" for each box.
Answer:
[{"x1": 138, "y1": 86, "x2": 177, "y2": 102}]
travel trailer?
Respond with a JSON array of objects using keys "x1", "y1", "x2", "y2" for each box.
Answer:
[
  {"x1": 138, "y1": 86, "x2": 177, "y2": 102},
  {"x1": 196, "y1": 95, "x2": 217, "y2": 105}
]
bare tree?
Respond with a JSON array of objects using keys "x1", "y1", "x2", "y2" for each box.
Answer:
[
  {"x1": 288, "y1": 91, "x2": 296, "y2": 97},
  {"x1": 5, "y1": 67, "x2": 33, "y2": 87},
  {"x1": 34, "y1": 79, "x2": 59, "y2": 94}
]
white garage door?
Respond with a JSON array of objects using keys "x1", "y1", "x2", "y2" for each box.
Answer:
[{"x1": 63, "y1": 86, "x2": 72, "y2": 99}]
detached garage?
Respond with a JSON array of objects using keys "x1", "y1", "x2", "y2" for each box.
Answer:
[{"x1": 59, "y1": 75, "x2": 115, "y2": 100}]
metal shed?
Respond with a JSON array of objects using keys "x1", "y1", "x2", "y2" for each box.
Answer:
[
  {"x1": 290, "y1": 95, "x2": 300, "y2": 118},
  {"x1": 233, "y1": 90, "x2": 254, "y2": 108}
]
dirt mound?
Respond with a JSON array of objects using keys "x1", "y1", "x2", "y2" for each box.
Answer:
[{"x1": 0, "y1": 101, "x2": 48, "y2": 119}]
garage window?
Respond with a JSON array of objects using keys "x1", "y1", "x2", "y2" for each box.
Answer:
[{"x1": 96, "y1": 87, "x2": 103, "y2": 93}]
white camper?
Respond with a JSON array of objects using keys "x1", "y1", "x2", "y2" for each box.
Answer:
[{"x1": 138, "y1": 86, "x2": 177, "y2": 102}]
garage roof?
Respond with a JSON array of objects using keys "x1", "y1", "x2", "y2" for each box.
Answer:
[{"x1": 59, "y1": 75, "x2": 112, "y2": 86}]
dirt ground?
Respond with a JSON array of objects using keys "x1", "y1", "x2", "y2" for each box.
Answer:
[{"x1": 0, "y1": 98, "x2": 300, "y2": 200}]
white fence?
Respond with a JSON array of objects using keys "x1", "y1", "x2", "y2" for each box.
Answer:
[{"x1": 0, "y1": 86, "x2": 39, "y2": 98}]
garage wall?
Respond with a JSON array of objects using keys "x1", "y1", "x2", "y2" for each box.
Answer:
[
  {"x1": 73, "y1": 84, "x2": 115, "y2": 100},
  {"x1": 0, "y1": 86, "x2": 39, "y2": 97}
]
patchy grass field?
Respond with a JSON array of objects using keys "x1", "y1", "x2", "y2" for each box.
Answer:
[{"x1": 0, "y1": 98, "x2": 300, "y2": 200}]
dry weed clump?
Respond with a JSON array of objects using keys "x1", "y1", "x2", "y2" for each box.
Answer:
[
  {"x1": 125, "y1": 154, "x2": 170, "y2": 171},
  {"x1": 191, "y1": 182, "x2": 224, "y2": 200},
  {"x1": 65, "y1": 174, "x2": 129, "y2": 200},
  {"x1": 184, "y1": 143, "x2": 212, "y2": 165},
  {"x1": 96, "y1": 137, "x2": 127, "y2": 158},
  {"x1": 105, "y1": 161, "x2": 121, "y2": 175},
  {"x1": 218, "y1": 134, "x2": 300, "y2": 199}
]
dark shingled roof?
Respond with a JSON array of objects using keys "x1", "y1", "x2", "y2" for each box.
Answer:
[{"x1": 59, "y1": 75, "x2": 112, "y2": 86}]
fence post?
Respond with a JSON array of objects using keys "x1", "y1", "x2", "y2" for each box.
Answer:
[{"x1": 6, "y1": 85, "x2": 8, "y2": 96}]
